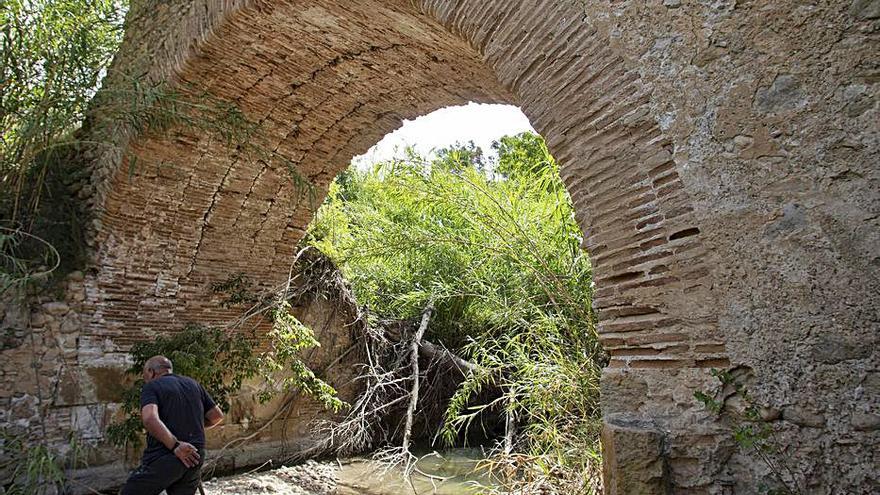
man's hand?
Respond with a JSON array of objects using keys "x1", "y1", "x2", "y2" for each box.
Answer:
[{"x1": 173, "y1": 441, "x2": 201, "y2": 468}]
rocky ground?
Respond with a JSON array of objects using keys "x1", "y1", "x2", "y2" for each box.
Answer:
[
  {"x1": 201, "y1": 460, "x2": 338, "y2": 495},
  {"x1": 200, "y1": 450, "x2": 486, "y2": 495}
]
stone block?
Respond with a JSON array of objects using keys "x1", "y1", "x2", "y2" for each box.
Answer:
[
  {"x1": 55, "y1": 333, "x2": 78, "y2": 355},
  {"x1": 60, "y1": 317, "x2": 80, "y2": 334},
  {"x1": 851, "y1": 412, "x2": 880, "y2": 431},
  {"x1": 811, "y1": 336, "x2": 872, "y2": 364},
  {"x1": 754, "y1": 74, "x2": 805, "y2": 114},
  {"x1": 29, "y1": 312, "x2": 52, "y2": 328},
  {"x1": 782, "y1": 407, "x2": 826, "y2": 428},
  {"x1": 601, "y1": 369, "x2": 649, "y2": 414},
  {"x1": 601, "y1": 419, "x2": 667, "y2": 495},
  {"x1": 41, "y1": 302, "x2": 70, "y2": 316}
]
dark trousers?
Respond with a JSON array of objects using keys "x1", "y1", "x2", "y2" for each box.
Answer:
[{"x1": 120, "y1": 449, "x2": 204, "y2": 495}]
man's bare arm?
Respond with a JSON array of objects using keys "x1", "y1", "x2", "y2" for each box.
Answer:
[
  {"x1": 141, "y1": 404, "x2": 177, "y2": 449},
  {"x1": 205, "y1": 405, "x2": 224, "y2": 428},
  {"x1": 141, "y1": 404, "x2": 200, "y2": 467}
]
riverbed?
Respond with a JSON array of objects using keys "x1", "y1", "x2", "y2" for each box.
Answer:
[{"x1": 202, "y1": 448, "x2": 492, "y2": 495}]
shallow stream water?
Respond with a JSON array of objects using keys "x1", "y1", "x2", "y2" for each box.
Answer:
[{"x1": 335, "y1": 448, "x2": 493, "y2": 495}]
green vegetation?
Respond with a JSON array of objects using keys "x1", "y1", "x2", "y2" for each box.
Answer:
[
  {"x1": 0, "y1": 431, "x2": 86, "y2": 495},
  {"x1": 1, "y1": 0, "x2": 124, "y2": 200},
  {"x1": 306, "y1": 133, "x2": 606, "y2": 492},
  {"x1": 0, "y1": 0, "x2": 315, "y2": 295},
  {"x1": 107, "y1": 291, "x2": 345, "y2": 450},
  {"x1": 1, "y1": 0, "x2": 125, "y2": 292},
  {"x1": 695, "y1": 368, "x2": 804, "y2": 494}
]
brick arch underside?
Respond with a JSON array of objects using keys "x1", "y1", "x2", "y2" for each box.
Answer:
[
  {"x1": 95, "y1": 0, "x2": 724, "y2": 367},
  {"x1": 88, "y1": 0, "x2": 728, "y2": 489},
  {"x1": 92, "y1": 0, "x2": 514, "y2": 343}
]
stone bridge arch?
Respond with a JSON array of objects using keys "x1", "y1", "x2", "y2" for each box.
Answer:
[{"x1": 71, "y1": 0, "x2": 877, "y2": 492}]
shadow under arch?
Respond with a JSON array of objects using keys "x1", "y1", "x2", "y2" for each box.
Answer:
[{"x1": 86, "y1": 0, "x2": 729, "y2": 491}]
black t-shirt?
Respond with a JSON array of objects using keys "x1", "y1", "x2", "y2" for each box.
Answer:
[{"x1": 139, "y1": 374, "x2": 216, "y2": 463}]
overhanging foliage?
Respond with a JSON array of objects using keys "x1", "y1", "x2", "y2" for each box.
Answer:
[{"x1": 306, "y1": 133, "x2": 607, "y2": 492}]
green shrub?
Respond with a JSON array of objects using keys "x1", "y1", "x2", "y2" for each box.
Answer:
[
  {"x1": 105, "y1": 324, "x2": 259, "y2": 448},
  {"x1": 107, "y1": 300, "x2": 344, "y2": 449}
]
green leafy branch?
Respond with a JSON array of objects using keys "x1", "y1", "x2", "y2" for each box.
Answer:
[
  {"x1": 0, "y1": 430, "x2": 86, "y2": 495},
  {"x1": 105, "y1": 325, "x2": 259, "y2": 449},
  {"x1": 257, "y1": 300, "x2": 345, "y2": 412},
  {"x1": 695, "y1": 368, "x2": 804, "y2": 495},
  {"x1": 107, "y1": 269, "x2": 347, "y2": 449}
]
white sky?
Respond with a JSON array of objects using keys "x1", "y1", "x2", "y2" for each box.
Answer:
[{"x1": 352, "y1": 103, "x2": 534, "y2": 168}]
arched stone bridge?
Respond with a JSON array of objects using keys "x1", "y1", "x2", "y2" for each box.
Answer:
[{"x1": 6, "y1": 0, "x2": 878, "y2": 492}]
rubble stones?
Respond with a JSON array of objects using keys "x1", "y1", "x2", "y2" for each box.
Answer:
[{"x1": 202, "y1": 460, "x2": 338, "y2": 495}]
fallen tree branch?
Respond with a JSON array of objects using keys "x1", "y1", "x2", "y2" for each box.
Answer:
[
  {"x1": 418, "y1": 339, "x2": 478, "y2": 376},
  {"x1": 303, "y1": 330, "x2": 488, "y2": 459},
  {"x1": 504, "y1": 397, "x2": 516, "y2": 455},
  {"x1": 248, "y1": 252, "x2": 490, "y2": 463},
  {"x1": 402, "y1": 299, "x2": 434, "y2": 452}
]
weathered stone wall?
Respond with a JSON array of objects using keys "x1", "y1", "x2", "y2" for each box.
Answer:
[
  {"x1": 2, "y1": 0, "x2": 877, "y2": 493},
  {"x1": 1, "y1": 279, "x2": 91, "y2": 459},
  {"x1": 1, "y1": 275, "x2": 363, "y2": 492},
  {"x1": 589, "y1": 1, "x2": 880, "y2": 491}
]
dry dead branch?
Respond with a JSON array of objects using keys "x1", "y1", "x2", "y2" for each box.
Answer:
[{"x1": 402, "y1": 299, "x2": 434, "y2": 452}]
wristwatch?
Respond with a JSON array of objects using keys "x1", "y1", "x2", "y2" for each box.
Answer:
[{"x1": 172, "y1": 441, "x2": 181, "y2": 452}]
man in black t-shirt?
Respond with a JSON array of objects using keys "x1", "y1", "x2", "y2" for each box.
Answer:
[{"x1": 120, "y1": 355, "x2": 225, "y2": 495}]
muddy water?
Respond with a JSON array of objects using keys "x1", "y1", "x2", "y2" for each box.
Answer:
[{"x1": 335, "y1": 448, "x2": 494, "y2": 495}]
